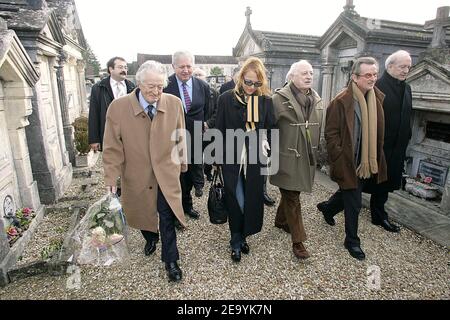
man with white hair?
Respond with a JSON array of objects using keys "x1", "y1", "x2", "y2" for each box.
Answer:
[
  {"x1": 103, "y1": 60, "x2": 188, "y2": 282},
  {"x1": 363, "y1": 50, "x2": 413, "y2": 233},
  {"x1": 271, "y1": 60, "x2": 323, "y2": 259},
  {"x1": 164, "y1": 51, "x2": 211, "y2": 221}
]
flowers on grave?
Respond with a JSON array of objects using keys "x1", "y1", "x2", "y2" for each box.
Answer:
[
  {"x1": 423, "y1": 176, "x2": 433, "y2": 184},
  {"x1": 4, "y1": 207, "x2": 36, "y2": 247},
  {"x1": 15, "y1": 207, "x2": 36, "y2": 230},
  {"x1": 6, "y1": 225, "x2": 20, "y2": 246}
]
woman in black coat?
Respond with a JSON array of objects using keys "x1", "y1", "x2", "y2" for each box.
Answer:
[{"x1": 215, "y1": 57, "x2": 275, "y2": 262}]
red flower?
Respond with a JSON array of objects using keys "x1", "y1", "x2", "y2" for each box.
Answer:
[
  {"x1": 6, "y1": 226, "x2": 18, "y2": 237},
  {"x1": 423, "y1": 177, "x2": 433, "y2": 184}
]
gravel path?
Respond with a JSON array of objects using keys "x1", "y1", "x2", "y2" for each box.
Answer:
[{"x1": 0, "y1": 157, "x2": 448, "y2": 300}]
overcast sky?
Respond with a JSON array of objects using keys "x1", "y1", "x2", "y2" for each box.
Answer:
[{"x1": 74, "y1": 0, "x2": 449, "y2": 67}]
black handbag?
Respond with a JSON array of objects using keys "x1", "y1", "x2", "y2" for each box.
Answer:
[{"x1": 207, "y1": 167, "x2": 228, "y2": 224}]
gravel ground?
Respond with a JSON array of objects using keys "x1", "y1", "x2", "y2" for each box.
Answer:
[{"x1": 0, "y1": 156, "x2": 448, "y2": 300}]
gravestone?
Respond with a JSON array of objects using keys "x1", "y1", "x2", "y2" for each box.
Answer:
[
  {"x1": 0, "y1": 218, "x2": 9, "y2": 263},
  {"x1": 406, "y1": 6, "x2": 450, "y2": 214}
]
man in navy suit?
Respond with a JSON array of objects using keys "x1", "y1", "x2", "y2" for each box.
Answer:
[{"x1": 164, "y1": 51, "x2": 210, "y2": 220}]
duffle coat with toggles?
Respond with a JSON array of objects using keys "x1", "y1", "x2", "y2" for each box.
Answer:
[{"x1": 270, "y1": 84, "x2": 323, "y2": 192}]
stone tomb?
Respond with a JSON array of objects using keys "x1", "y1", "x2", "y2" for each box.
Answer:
[
  {"x1": 0, "y1": 25, "x2": 44, "y2": 286},
  {"x1": 406, "y1": 7, "x2": 450, "y2": 214}
]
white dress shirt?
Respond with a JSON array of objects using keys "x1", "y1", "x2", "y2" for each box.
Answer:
[{"x1": 110, "y1": 78, "x2": 126, "y2": 99}]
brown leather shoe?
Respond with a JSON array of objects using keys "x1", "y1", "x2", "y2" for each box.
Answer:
[
  {"x1": 293, "y1": 242, "x2": 310, "y2": 259},
  {"x1": 275, "y1": 222, "x2": 290, "y2": 234}
]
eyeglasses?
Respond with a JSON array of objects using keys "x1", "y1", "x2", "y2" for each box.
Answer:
[
  {"x1": 115, "y1": 65, "x2": 128, "y2": 70},
  {"x1": 357, "y1": 72, "x2": 378, "y2": 79},
  {"x1": 243, "y1": 79, "x2": 263, "y2": 87}
]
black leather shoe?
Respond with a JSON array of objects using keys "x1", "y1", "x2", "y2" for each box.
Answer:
[
  {"x1": 344, "y1": 243, "x2": 365, "y2": 260},
  {"x1": 144, "y1": 238, "x2": 158, "y2": 256},
  {"x1": 195, "y1": 188, "x2": 203, "y2": 197},
  {"x1": 165, "y1": 261, "x2": 182, "y2": 282},
  {"x1": 317, "y1": 202, "x2": 335, "y2": 226},
  {"x1": 241, "y1": 242, "x2": 250, "y2": 254},
  {"x1": 373, "y1": 219, "x2": 400, "y2": 233},
  {"x1": 263, "y1": 192, "x2": 275, "y2": 206},
  {"x1": 231, "y1": 249, "x2": 241, "y2": 262},
  {"x1": 185, "y1": 208, "x2": 200, "y2": 219}
]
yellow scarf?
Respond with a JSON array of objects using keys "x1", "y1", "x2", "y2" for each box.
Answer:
[
  {"x1": 235, "y1": 92, "x2": 259, "y2": 131},
  {"x1": 352, "y1": 82, "x2": 378, "y2": 178}
]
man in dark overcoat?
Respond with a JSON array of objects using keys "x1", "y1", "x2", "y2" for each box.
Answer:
[
  {"x1": 88, "y1": 57, "x2": 135, "y2": 151},
  {"x1": 364, "y1": 50, "x2": 413, "y2": 233},
  {"x1": 164, "y1": 51, "x2": 210, "y2": 220}
]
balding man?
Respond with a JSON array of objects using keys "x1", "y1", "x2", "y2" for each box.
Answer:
[
  {"x1": 271, "y1": 60, "x2": 323, "y2": 259},
  {"x1": 363, "y1": 50, "x2": 413, "y2": 233}
]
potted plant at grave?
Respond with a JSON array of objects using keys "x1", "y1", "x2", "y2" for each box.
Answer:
[
  {"x1": 4, "y1": 207, "x2": 36, "y2": 247},
  {"x1": 73, "y1": 116, "x2": 91, "y2": 166},
  {"x1": 6, "y1": 225, "x2": 20, "y2": 246},
  {"x1": 15, "y1": 207, "x2": 36, "y2": 231}
]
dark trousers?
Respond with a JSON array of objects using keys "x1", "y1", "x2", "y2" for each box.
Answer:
[
  {"x1": 370, "y1": 191, "x2": 389, "y2": 222},
  {"x1": 230, "y1": 173, "x2": 245, "y2": 250},
  {"x1": 141, "y1": 187, "x2": 179, "y2": 263},
  {"x1": 322, "y1": 179, "x2": 366, "y2": 247},
  {"x1": 181, "y1": 163, "x2": 204, "y2": 211},
  {"x1": 204, "y1": 163, "x2": 213, "y2": 177}
]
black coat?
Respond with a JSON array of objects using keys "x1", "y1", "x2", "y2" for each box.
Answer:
[
  {"x1": 219, "y1": 80, "x2": 235, "y2": 95},
  {"x1": 205, "y1": 87, "x2": 219, "y2": 128},
  {"x1": 88, "y1": 76, "x2": 135, "y2": 149},
  {"x1": 215, "y1": 90, "x2": 275, "y2": 237},
  {"x1": 366, "y1": 71, "x2": 412, "y2": 193},
  {"x1": 164, "y1": 74, "x2": 210, "y2": 159}
]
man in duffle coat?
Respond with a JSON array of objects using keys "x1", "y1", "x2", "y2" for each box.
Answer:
[
  {"x1": 103, "y1": 60, "x2": 188, "y2": 282},
  {"x1": 270, "y1": 60, "x2": 323, "y2": 260}
]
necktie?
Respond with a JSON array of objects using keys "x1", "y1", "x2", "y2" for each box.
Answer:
[
  {"x1": 115, "y1": 82, "x2": 124, "y2": 98},
  {"x1": 147, "y1": 104, "x2": 155, "y2": 120},
  {"x1": 182, "y1": 82, "x2": 191, "y2": 112}
]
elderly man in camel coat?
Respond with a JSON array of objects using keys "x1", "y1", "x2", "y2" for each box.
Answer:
[{"x1": 103, "y1": 60, "x2": 187, "y2": 282}]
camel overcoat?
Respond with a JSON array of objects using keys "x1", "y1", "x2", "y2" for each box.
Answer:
[{"x1": 103, "y1": 89, "x2": 188, "y2": 232}]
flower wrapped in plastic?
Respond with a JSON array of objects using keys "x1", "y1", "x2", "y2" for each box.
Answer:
[{"x1": 72, "y1": 193, "x2": 129, "y2": 266}]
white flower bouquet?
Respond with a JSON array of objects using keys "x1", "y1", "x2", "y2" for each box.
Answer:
[{"x1": 72, "y1": 194, "x2": 129, "y2": 266}]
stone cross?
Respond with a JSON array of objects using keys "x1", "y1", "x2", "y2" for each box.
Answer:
[
  {"x1": 245, "y1": 6, "x2": 252, "y2": 25},
  {"x1": 424, "y1": 6, "x2": 450, "y2": 49},
  {"x1": 344, "y1": 0, "x2": 355, "y2": 11}
]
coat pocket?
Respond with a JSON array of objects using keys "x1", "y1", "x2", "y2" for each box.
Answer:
[
  {"x1": 277, "y1": 150, "x2": 297, "y2": 177},
  {"x1": 329, "y1": 151, "x2": 344, "y2": 181}
]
